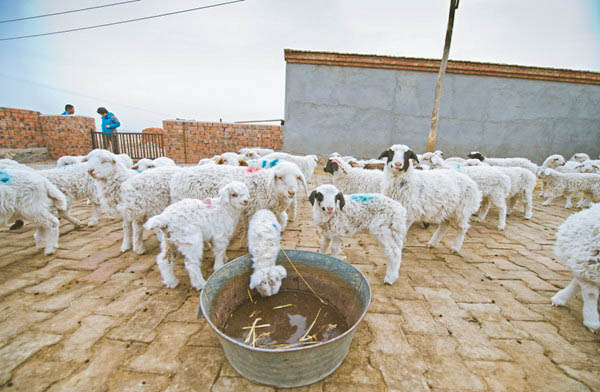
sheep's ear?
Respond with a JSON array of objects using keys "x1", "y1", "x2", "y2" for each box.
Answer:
[
  {"x1": 131, "y1": 163, "x2": 139, "y2": 170},
  {"x1": 81, "y1": 156, "x2": 88, "y2": 162},
  {"x1": 239, "y1": 159, "x2": 249, "y2": 167},
  {"x1": 408, "y1": 150, "x2": 419, "y2": 163},
  {"x1": 215, "y1": 157, "x2": 225, "y2": 165},
  {"x1": 378, "y1": 149, "x2": 394, "y2": 162},
  {"x1": 218, "y1": 186, "x2": 230, "y2": 202},
  {"x1": 335, "y1": 192, "x2": 345, "y2": 210},
  {"x1": 349, "y1": 161, "x2": 359, "y2": 168},
  {"x1": 309, "y1": 190, "x2": 318, "y2": 205},
  {"x1": 297, "y1": 173, "x2": 309, "y2": 197},
  {"x1": 402, "y1": 150, "x2": 417, "y2": 171}
]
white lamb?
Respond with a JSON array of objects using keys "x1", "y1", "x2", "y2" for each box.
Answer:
[
  {"x1": 569, "y1": 153, "x2": 590, "y2": 163},
  {"x1": 118, "y1": 165, "x2": 184, "y2": 254},
  {"x1": 574, "y1": 160, "x2": 600, "y2": 174},
  {"x1": 239, "y1": 147, "x2": 275, "y2": 158},
  {"x1": 169, "y1": 161, "x2": 307, "y2": 234},
  {"x1": 39, "y1": 163, "x2": 102, "y2": 227},
  {"x1": 467, "y1": 151, "x2": 538, "y2": 175},
  {"x1": 85, "y1": 149, "x2": 136, "y2": 218},
  {"x1": 310, "y1": 184, "x2": 407, "y2": 285},
  {"x1": 56, "y1": 155, "x2": 85, "y2": 167},
  {"x1": 248, "y1": 209, "x2": 287, "y2": 296},
  {"x1": 144, "y1": 181, "x2": 250, "y2": 290},
  {"x1": 430, "y1": 155, "x2": 511, "y2": 230},
  {"x1": 323, "y1": 156, "x2": 383, "y2": 194},
  {"x1": 215, "y1": 152, "x2": 249, "y2": 166},
  {"x1": 380, "y1": 145, "x2": 481, "y2": 252},
  {"x1": 131, "y1": 157, "x2": 176, "y2": 171},
  {"x1": 551, "y1": 203, "x2": 600, "y2": 332},
  {"x1": 538, "y1": 168, "x2": 600, "y2": 208},
  {"x1": 463, "y1": 159, "x2": 535, "y2": 219},
  {"x1": 116, "y1": 154, "x2": 134, "y2": 169},
  {"x1": 0, "y1": 168, "x2": 69, "y2": 255}
]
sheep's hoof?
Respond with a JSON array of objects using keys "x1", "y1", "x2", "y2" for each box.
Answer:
[
  {"x1": 44, "y1": 248, "x2": 57, "y2": 256},
  {"x1": 163, "y1": 279, "x2": 180, "y2": 289},
  {"x1": 550, "y1": 295, "x2": 567, "y2": 307},
  {"x1": 584, "y1": 322, "x2": 600, "y2": 334},
  {"x1": 133, "y1": 247, "x2": 145, "y2": 255},
  {"x1": 541, "y1": 202, "x2": 550, "y2": 206},
  {"x1": 426, "y1": 243, "x2": 435, "y2": 248},
  {"x1": 120, "y1": 245, "x2": 131, "y2": 253},
  {"x1": 450, "y1": 247, "x2": 460, "y2": 254},
  {"x1": 497, "y1": 225, "x2": 506, "y2": 231},
  {"x1": 383, "y1": 275, "x2": 398, "y2": 285},
  {"x1": 524, "y1": 214, "x2": 532, "y2": 220},
  {"x1": 87, "y1": 220, "x2": 98, "y2": 227}
]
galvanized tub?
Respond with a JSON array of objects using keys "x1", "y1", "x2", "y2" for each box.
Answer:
[{"x1": 199, "y1": 249, "x2": 371, "y2": 388}]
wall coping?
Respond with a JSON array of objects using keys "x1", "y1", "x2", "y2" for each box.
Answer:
[
  {"x1": 39, "y1": 114, "x2": 95, "y2": 120},
  {"x1": 284, "y1": 49, "x2": 600, "y2": 86}
]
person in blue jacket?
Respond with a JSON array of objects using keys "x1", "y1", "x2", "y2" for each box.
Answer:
[
  {"x1": 61, "y1": 104, "x2": 74, "y2": 115},
  {"x1": 97, "y1": 107, "x2": 120, "y2": 150}
]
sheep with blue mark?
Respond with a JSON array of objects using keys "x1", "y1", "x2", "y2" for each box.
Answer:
[
  {"x1": 309, "y1": 184, "x2": 408, "y2": 285},
  {"x1": 248, "y1": 209, "x2": 287, "y2": 296}
]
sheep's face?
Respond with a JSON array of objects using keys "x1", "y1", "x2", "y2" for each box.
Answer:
[
  {"x1": 219, "y1": 181, "x2": 250, "y2": 209},
  {"x1": 271, "y1": 162, "x2": 307, "y2": 200},
  {"x1": 467, "y1": 152, "x2": 485, "y2": 161},
  {"x1": 575, "y1": 161, "x2": 600, "y2": 174},
  {"x1": 86, "y1": 151, "x2": 119, "y2": 180},
  {"x1": 242, "y1": 150, "x2": 260, "y2": 160},
  {"x1": 132, "y1": 158, "x2": 154, "y2": 171},
  {"x1": 324, "y1": 158, "x2": 339, "y2": 175},
  {"x1": 538, "y1": 168, "x2": 553, "y2": 178},
  {"x1": 570, "y1": 153, "x2": 590, "y2": 163},
  {"x1": 309, "y1": 184, "x2": 344, "y2": 216},
  {"x1": 249, "y1": 265, "x2": 287, "y2": 297},
  {"x1": 379, "y1": 145, "x2": 418, "y2": 173},
  {"x1": 434, "y1": 150, "x2": 444, "y2": 158},
  {"x1": 544, "y1": 155, "x2": 565, "y2": 168}
]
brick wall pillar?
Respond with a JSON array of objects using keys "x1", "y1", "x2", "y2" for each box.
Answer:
[{"x1": 39, "y1": 115, "x2": 96, "y2": 159}]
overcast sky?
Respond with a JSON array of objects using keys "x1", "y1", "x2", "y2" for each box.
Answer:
[{"x1": 0, "y1": 0, "x2": 598, "y2": 132}]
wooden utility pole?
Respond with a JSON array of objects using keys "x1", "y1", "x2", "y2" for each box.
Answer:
[{"x1": 426, "y1": 0, "x2": 459, "y2": 152}]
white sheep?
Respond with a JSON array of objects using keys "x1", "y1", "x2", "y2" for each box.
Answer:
[
  {"x1": 131, "y1": 157, "x2": 176, "y2": 171},
  {"x1": 574, "y1": 160, "x2": 600, "y2": 174},
  {"x1": 551, "y1": 203, "x2": 600, "y2": 332},
  {"x1": 85, "y1": 149, "x2": 136, "y2": 218},
  {"x1": 310, "y1": 184, "x2": 407, "y2": 285},
  {"x1": 467, "y1": 151, "x2": 538, "y2": 175},
  {"x1": 118, "y1": 165, "x2": 184, "y2": 254},
  {"x1": 39, "y1": 163, "x2": 102, "y2": 227},
  {"x1": 56, "y1": 155, "x2": 85, "y2": 167},
  {"x1": 239, "y1": 147, "x2": 275, "y2": 158},
  {"x1": 323, "y1": 156, "x2": 383, "y2": 194},
  {"x1": 215, "y1": 152, "x2": 249, "y2": 166},
  {"x1": 463, "y1": 159, "x2": 535, "y2": 219},
  {"x1": 0, "y1": 168, "x2": 69, "y2": 255},
  {"x1": 380, "y1": 145, "x2": 481, "y2": 252},
  {"x1": 430, "y1": 155, "x2": 511, "y2": 230},
  {"x1": 144, "y1": 181, "x2": 250, "y2": 290},
  {"x1": 569, "y1": 153, "x2": 590, "y2": 163},
  {"x1": 248, "y1": 209, "x2": 287, "y2": 296},
  {"x1": 116, "y1": 153, "x2": 134, "y2": 169},
  {"x1": 538, "y1": 168, "x2": 600, "y2": 208},
  {"x1": 169, "y1": 162, "x2": 307, "y2": 236}
]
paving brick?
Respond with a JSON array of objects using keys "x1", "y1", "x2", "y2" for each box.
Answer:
[
  {"x1": 108, "y1": 300, "x2": 181, "y2": 343},
  {"x1": 0, "y1": 311, "x2": 52, "y2": 348},
  {"x1": 464, "y1": 361, "x2": 531, "y2": 392},
  {"x1": 0, "y1": 278, "x2": 35, "y2": 298},
  {"x1": 35, "y1": 297, "x2": 108, "y2": 334},
  {"x1": 80, "y1": 259, "x2": 130, "y2": 284},
  {"x1": 66, "y1": 249, "x2": 123, "y2": 271},
  {"x1": 164, "y1": 347, "x2": 225, "y2": 391},
  {"x1": 414, "y1": 287, "x2": 469, "y2": 318},
  {"x1": 0, "y1": 331, "x2": 62, "y2": 384},
  {"x1": 24, "y1": 270, "x2": 80, "y2": 295},
  {"x1": 55, "y1": 314, "x2": 118, "y2": 363},
  {"x1": 394, "y1": 300, "x2": 447, "y2": 335},
  {"x1": 31, "y1": 285, "x2": 95, "y2": 312},
  {"x1": 95, "y1": 286, "x2": 154, "y2": 316},
  {"x1": 499, "y1": 280, "x2": 549, "y2": 303},
  {"x1": 8, "y1": 358, "x2": 75, "y2": 392},
  {"x1": 126, "y1": 322, "x2": 200, "y2": 373}
]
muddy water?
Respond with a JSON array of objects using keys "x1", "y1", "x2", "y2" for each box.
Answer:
[{"x1": 222, "y1": 290, "x2": 348, "y2": 349}]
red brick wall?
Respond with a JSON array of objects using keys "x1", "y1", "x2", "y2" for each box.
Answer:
[
  {"x1": 151, "y1": 121, "x2": 283, "y2": 163},
  {"x1": 39, "y1": 115, "x2": 96, "y2": 159},
  {"x1": 0, "y1": 107, "x2": 44, "y2": 149}
]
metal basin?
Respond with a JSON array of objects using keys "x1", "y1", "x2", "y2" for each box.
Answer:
[{"x1": 199, "y1": 249, "x2": 371, "y2": 388}]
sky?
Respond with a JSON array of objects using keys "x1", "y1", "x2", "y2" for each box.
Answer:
[{"x1": 0, "y1": 0, "x2": 599, "y2": 132}]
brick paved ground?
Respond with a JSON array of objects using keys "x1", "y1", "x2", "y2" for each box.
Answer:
[{"x1": 0, "y1": 166, "x2": 599, "y2": 391}]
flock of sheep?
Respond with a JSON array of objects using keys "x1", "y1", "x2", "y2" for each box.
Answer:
[{"x1": 0, "y1": 144, "x2": 599, "y2": 332}]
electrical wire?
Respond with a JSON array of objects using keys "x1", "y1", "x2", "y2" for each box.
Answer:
[
  {"x1": 0, "y1": 0, "x2": 245, "y2": 41},
  {"x1": 0, "y1": 0, "x2": 141, "y2": 24}
]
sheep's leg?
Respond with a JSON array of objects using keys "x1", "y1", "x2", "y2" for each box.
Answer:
[
  {"x1": 523, "y1": 188, "x2": 533, "y2": 219},
  {"x1": 178, "y1": 235, "x2": 206, "y2": 290},
  {"x1": 211, "y1": 237, "x2": 230, "y2": 271},
  {"x1": 451, "y1": 220, "x2": 470, "y2": 253},
  {"x1": 477, "y1": 198, "x2": 491, "y2": 222},
  {"x1": 564, "y1": 192, "x2": 574, "y2": 209},
  {"x1": 427, "y1": 221, "x2": 449, "y2": 248},
  {"x1": 576, "y1": 192, "x2": 591, "y2": 209},
  {"x1": 551, "y1": 278, "x2": 579, "y2": 306},
  {"x1": 490, "y1": 195, "x2": 508, "y2": 230},
  {"x1": 59, "y1": 209, "x2": 82, "y2": 228},
  {"x1": 541, "y1": 196, "x2": 555, "y2": 206},
  {"x1": 34, "y1": 227, "x2": 45, "y2": 249},
  {"x1": 320, "y1": 236, "x2": 332, "y2": 254},
  {"x1": 580, "y1": 281, "x2": 600, "y2": 333},
  {"x1": 278, "y1": 211, "x2": 288, "y2": 231},
  {"x1": 330, "y1": 237, "x2": 343, "y2": 257},
  {"x1": 288, "y1": 196, "x2": 297, "y2": 222},
  {"x1": 132, "y1": 220, "x2": 145, "y2": 254},
  {"x1": 35, "y1": 212, "x2": 60, "y2": 255},
  {"x1": 121, "y1": 220, "x2": 133, "y2": 252},
  {"x1": 381, "y1": 231, "x2": 404, "y2": 285},
  {"x1": 156, "y1": 238, "x2": 179, "y2": 289},
  {"x1": 87, "y1": 200, "x2": 101, "y2": 227}
]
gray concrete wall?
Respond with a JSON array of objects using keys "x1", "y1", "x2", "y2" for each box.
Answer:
[{"x1": 283, "y1": 63, "x2": 600, "y2": 164}]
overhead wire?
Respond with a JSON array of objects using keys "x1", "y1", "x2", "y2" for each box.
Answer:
[
  {"x1": 0, "y1": 0, "x2": 245, "y2": 42},
  {"x1": 0, "y1": 0, "x2": 141, "y2": 24}
]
